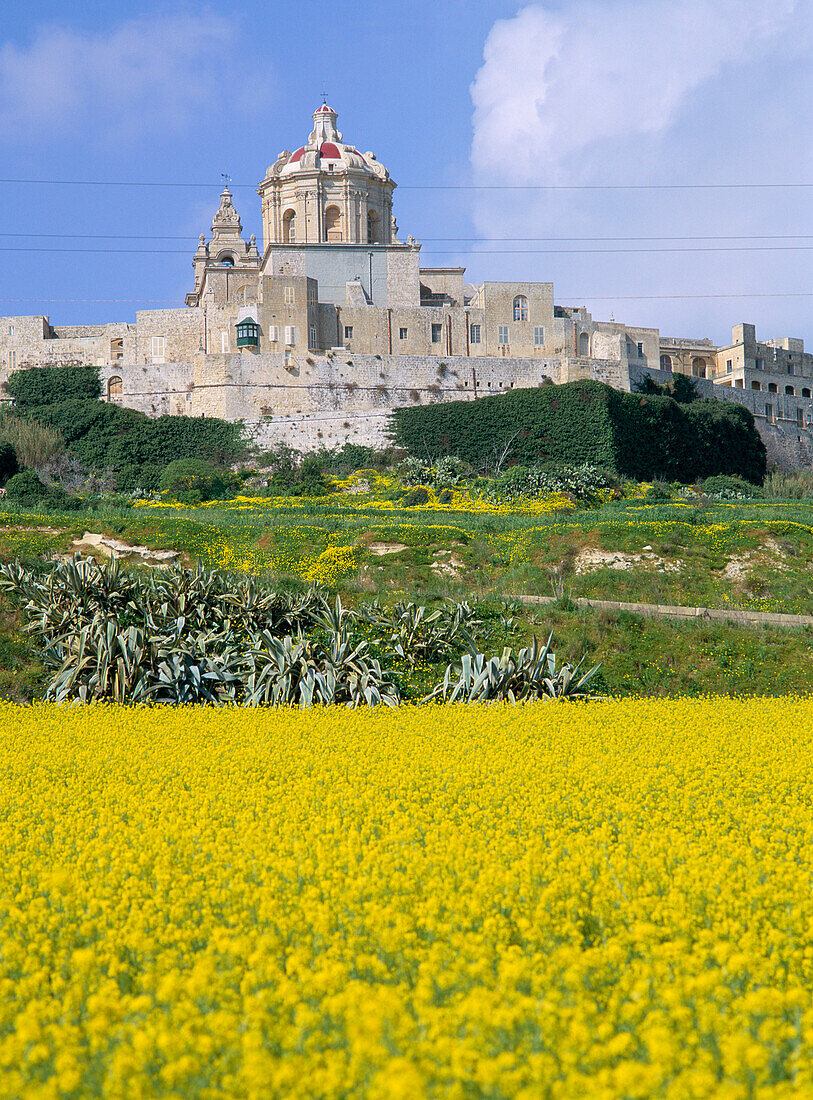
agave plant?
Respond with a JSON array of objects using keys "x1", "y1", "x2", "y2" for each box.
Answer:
[{"x1": 425, "y1": 634, "x2": 602, "y2": 703}]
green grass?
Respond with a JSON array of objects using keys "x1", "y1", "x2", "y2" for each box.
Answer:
[{"x1": 2, "y1": 488, "x2": 813, "y2": 699}]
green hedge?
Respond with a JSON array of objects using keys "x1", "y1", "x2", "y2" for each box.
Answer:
[
  {"x1": 6, "y1": 365, "x2": 246, "y2": 491},
  {"x1": 7, "y1": 365, "x2": 101, "y2": 407},
  {"x1": 390, "y1": 381, "x2": 767, "y2": 484}
]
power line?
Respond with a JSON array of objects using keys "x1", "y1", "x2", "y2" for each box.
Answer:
[
  {"x1": 1, "y1": 231, "x2": 812, "y2": 242},
  {"x1": 1, "y1": 245, "x2": 812, "y2": 255},
  {"x1": 0, "y1": 292, "x2": 810, "y2": 304},
  {"x1": 1, "y1": 177, "x2": 812, "y2": 190}
]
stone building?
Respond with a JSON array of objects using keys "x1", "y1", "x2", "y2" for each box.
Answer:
[{"x1": 0, "y1": 101, "x2": 810, "y2": 464}]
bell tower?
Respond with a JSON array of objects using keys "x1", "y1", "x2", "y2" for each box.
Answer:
[{"x1": 186, "y1": 185, "x2": 261, "y2": 307}]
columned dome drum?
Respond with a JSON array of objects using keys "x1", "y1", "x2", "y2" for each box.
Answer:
[{"x1": 258, "y1": 104, "x2": 397, "y2": 247}]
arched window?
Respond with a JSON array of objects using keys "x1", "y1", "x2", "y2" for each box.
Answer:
[
  {"x1": 325, "y1": 205, "x2": 342, "y2": 242},
  {"x1": 803, "y1": 388, "x2": 811, "y2": 399},
  {"x1": 660, "y1": 354, "x2": 673, "y2": 371},
  {"x1": 786, "y1": 385, "x2": 795, "y2": 395},
  {"x1": 692, "y1": 356, "x2": 707, "y2": 378},
  {"x1": 107, "y1": 376, "x2": 123, "y2": 401},
  {"x1": 218, "y1": 253, "x2": 235, "y2": 267},
  {"x1": 367, "y1": 210, "x2": 379, "y2": 244},
  {"x1": 512, "y1": 295, "x2": 528, "y2": 321},
  {"x1": 283, "y1": 209, "x2": 296, "y2": 243},
  {"x1": 579, "y1": 331, "x2": 589, "y2": 357}
]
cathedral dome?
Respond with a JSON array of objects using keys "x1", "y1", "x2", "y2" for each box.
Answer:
[
  {"x1": 258, "y1": 103, "x2": 397, "y2": 247},
  {"x1": 273, "y1": 104, "x2": 389, "y2": 181}
]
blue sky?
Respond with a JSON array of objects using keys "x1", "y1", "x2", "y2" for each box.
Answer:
[{"x1": 0, "y1": 0, "x2": 810, "y2": 344}]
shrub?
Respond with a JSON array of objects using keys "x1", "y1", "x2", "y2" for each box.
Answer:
[
  {"x1": 269, "y1": 457, "x2": 333, "y2": 497},
  {"x1": 159, "y1": 459, "x2": 229, "y2": 502},
  {"x1": 5, "y1": 469, "x2": 48, "y2": 505},
  {"x1": 493, "y1": 462, "x2": 617, "y2": 503},
  {"x1": 402, "y1": 486, "x2": 429, "y2": 506},
  {"x1": 390, "y1": 380, "x2": 766, "y2": 484},
  {"x1": 0, "y1": 442, "x2": 18, "y2": 485},
  {"x1": 701, "y1": 474, "x2": 763, "y2": 499},
  {"x1": 6, "y1": 365, "x2": 101, "y2": 408}
]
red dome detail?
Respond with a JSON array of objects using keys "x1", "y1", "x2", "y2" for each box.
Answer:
[
  {"x1": 316, "y1": 104, "x2": 332, "y2": 113},
  {"x1": 289, "y1": 147, "x2": 305, "y2": 162},
  {"x1": 320, "y1": 142, "x2": 340, "y2": 159}
]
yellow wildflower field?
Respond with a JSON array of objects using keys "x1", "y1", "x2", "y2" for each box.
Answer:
[{"x1": 2, "y1": 699, "x2": 812, "y2": 1099}]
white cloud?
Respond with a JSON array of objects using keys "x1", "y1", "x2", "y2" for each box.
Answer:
[
  {"x1": 467, "y1": 0, "x2": 813, "y2": 343},
  {"x1": 0, "y1": 12, "x2": 257, "y2": 145},
  {"x1": 471, "y1": 0, "x2": 803, "y2": 183}
]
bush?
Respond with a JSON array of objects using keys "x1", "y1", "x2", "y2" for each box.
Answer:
[
  {"x1": 402, "y1": 486, "x2": 429, "y2": 506},
  {"x1": 269, "y1": 457, "x2": 334, "y2": 497},
  {"x1": 159, "y1": 459, "x2": 229, "y2": 502},
  {"x1": 7, "y1": 365, "x2": 101, "y2": 408},
  {"x1": 390, "y1": 380, "x2": 766, "y2": 485},
  {"x1": 5, "y1": 470, "x2": 48, "y2": 505},
  {"x1": 492, "y1": 462, "x2": 617, "y2": 503},
  {"x1": 701, "y1": 474, "x2": 763, "y2": 499},
  {"x1": 0, "y1": 442, "x2": 19, "y2": 485}
]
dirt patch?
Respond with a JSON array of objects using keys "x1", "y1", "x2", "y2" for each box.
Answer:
[
  {"x1": 574, "y1": 547, "x2": 682, "y2": 575},
  {"x1": 431, "y1": 550, "x2": 465, "y2": 578},
  {"x1": 724, "y1": 538, "x2": 789, "y2": 581},
  {"x1": 368, "y1": 542, "x2": 408, "y2": 556},
  {"x1": 69, "y1": 532, "x2": 180, "y2": 567}
]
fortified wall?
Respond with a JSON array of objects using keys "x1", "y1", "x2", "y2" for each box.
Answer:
[{"x1": 95, "y1": 351, "x2": 629, "y2": 452}]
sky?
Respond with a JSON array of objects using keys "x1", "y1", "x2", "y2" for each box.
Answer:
[{"x1": 0, "y1": 0, "x2": 810, "y2": 345}]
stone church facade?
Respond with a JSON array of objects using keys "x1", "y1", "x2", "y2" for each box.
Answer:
[{"x1": 0, "y1": 103, "x2": 811, "y2": 463}]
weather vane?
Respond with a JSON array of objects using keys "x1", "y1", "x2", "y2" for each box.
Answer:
[{"x1": 221, "y1": 172, "x2": 231, "y2": 186}]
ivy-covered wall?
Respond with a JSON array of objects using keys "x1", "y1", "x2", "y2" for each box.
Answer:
[{"x1": 390, "y1": 381, "x2": 767, "y2": 484}]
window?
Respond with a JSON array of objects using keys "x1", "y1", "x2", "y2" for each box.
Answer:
[
  {"x1": 218, "y1": 254, "x2": 235, "y2": 267},
  {"x1": 765, "y1": 403, "x2": 773, "y2": 422},
  {"x1": 309, "y1": 324, "x2": 317, "y2": 348},
  {"x1": 726, "y1": 359, "x2": 733, "y2": 371},
  {"x1": 512, "y1": 295, "x2": 528, "y2": 321},
  {"x1": 307, "y1": 284, "x2": 317, "y2": 305},
  {"x1": 150, "y1": 335, "x2": 165, "y2": 363},
  {"x1": 788, "y1": 363, "x2": 795, "y2": 375},
  {"x1": 751, "y1": 380, "x2": 761, "y2": 390},
  {"x1": 284, "y1": 325, "x2": 296, "y2": 346},
  {"x1": 221, "y1": 331, "x2": 229, "y2": 354},
  {"x1": 268, "y1": 325, "x2": 280, "y2": 343},
  {"x1": 107, "y1": 376, "x2": 122, "y2": 400},
  {"x1": 803, "y1": 388, "x2": 811, "y2": 399},
  {"x1": 284, "y1": 286, "x2": 294, "y2": 305},
  {"x1": 344, "y1": 325, "x2": 353, "y2": 340},
  {"x1": 660, "y1": 354, "x2": 673, "y2": 371},
  {"x1": 579, "y1": 332, "x2": 589, "y2": 356},
  {"x1": 755, "y1": 357, "x2": 763, "y2": 370},
  {"x1": 534, "y1": 326, "x2": 545, "y2": 346},
  {"x1": 399, "y1": 327, "x2": 408, "y2": 340},
  {"x1": 768, "y1": 383, "x2": 778, "y2": 393},
  {"x1": 692, "y1": 357, "x2": 706, "y2": 378},
  {"x1": 637, "y1": 342, "x2": 644, "y2": 357},
  {"x1": 325, "y1": 205, "x2": 342, "y2": 241},
  {"x1": 469, "y1": 324, "x2": 481, "y2": 344},
  {"x1": 431, "y1": 323, "x2": 443, "y2": 344},
  {"x1": 497, "y1": 325, "x2": 509, "y2": 346},
  {"x1": 367, "y1": 210, "x2": 379, "y2": 244},
  {"x1": 797, "y1": 409, "x2": 805, "y2": 428},
  {"x1": 8, "y1": 325, "x2": 13, "y2": 336},
  {"x1": 786, "y1": 385, "x2": 795, "y2": 395},
  {"x1": 8, "y1": 350, "x2": 16, "y2": 371},
  {"x1": 283, "y1": 210, "x2": 296, "y2": 243}
]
